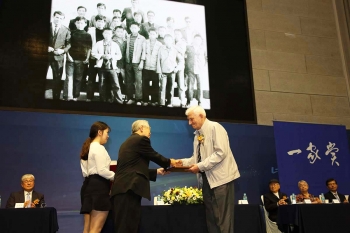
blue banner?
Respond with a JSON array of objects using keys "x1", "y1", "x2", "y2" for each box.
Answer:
[{"x1": 274, "y1": 121, "x2": 350, "y2": 196}]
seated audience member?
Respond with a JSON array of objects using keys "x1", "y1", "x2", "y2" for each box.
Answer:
[
  {"x1": 324, "y1": 178, "x2": 348, "y2": 203},
  {"x1": 6, "y1": 174, "x2": 45, "y2": 208},
  {"x1": 263, "y1": 179, "x2": 289, "y2": 222},
  {"x1": 296, "y1": 180, "x2": 321, "y2": 204}
]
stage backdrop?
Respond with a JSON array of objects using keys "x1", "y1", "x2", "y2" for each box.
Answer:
[
  {"x1": 0, "y1": 110, "x2": 276, "y2": 232},
  {"x1": 274, "y1": 121, "x2": 350, "y2": 196}
]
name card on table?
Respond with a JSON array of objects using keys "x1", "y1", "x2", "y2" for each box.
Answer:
[
  {"x1": 153, "y1": 197, "x2": 170, "y2": 205},
  {"x1": 303, "y1": 199, "x2": 312, "y2": 204},
  {"x1": 15, "y1": 203, "x2": 24, "y2": 208},
  {"x1": 238, "y1": 200, "x2": 249, "y2": 204},
  {"x1": 332, "y1": 199, "x2": 340, "y2": 203}
]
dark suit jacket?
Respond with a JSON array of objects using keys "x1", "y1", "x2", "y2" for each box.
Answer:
[
  {"x1": 263, "y1": 191, "x2": 290, "y2": 222},
  {"x1": 6, "y1": 190, "x2": 45, "y2": 208},
  {"x1": 111, "y1": 133, "x2": 170, "y2": 200},
  {"x1": 69, "y1": 18, "x2": 90, "y2": 32},
  {"x1": 324, "y1": 191, "x2": 346, "y2": 203},
  {"x1": 121, "y1": 7, "x2": 145, "y2": 34},
  {"x1": 49, "y1": 24, "x2": 71, "y2": 61}
]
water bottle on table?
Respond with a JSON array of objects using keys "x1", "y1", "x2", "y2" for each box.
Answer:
[
  {"x1": 157, "y1": 195, "x2": 162, "y2": 205},
  {"x1": 320, "y1": 193, "x2": 325, "y2": 203},
  {"x1": 291, "y1": 193, "x2": 296, "y2": 204},
  {"x1": 243, "y1": 193, "x2": 247, "y2": 200}
]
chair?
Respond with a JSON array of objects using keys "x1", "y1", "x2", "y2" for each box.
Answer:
[{"x1": 261, "y1": 195, "x2": 282, "y2": 233}]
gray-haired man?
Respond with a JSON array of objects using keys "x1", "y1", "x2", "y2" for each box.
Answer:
[
  {"x1": 6, "y1": 174, "x2": 45, "y2": 208},
  {"x1": 176, "y1": 106, "x2": 240, "y2": 233}
]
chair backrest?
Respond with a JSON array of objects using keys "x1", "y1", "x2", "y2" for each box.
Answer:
[
  {"x1": 261, "y1": 195, "x2": 280, "y2": 233},
  {"x1": 260, "y1": 195, "x2": 269, "y2": 217}
]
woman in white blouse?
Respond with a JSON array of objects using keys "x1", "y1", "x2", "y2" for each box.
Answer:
[{"x1": 80, "y1": 121, "x2": 115, "y2": 233}]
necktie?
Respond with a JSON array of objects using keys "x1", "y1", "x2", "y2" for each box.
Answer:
[
  {"x1": 54, "y1": 25, "x2": 58, "y2": 35},
  {"x1": 197, "y1": 142, "x2": 201, "y2": 163},
  {"x1": 26, "y1": 192, "x2": 30, "y2": 208},
  {"x1": 334, "y1": 193, "x2": 340, "y2": 201}
]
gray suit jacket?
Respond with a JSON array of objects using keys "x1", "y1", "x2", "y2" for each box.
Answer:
[{"x1": 49, "y1": 24, "x2": 71, "y2": 61}]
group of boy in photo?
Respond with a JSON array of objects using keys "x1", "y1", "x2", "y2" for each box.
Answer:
[{"x1": 48, "y1": 1, "x2": 207, "y2": 107}]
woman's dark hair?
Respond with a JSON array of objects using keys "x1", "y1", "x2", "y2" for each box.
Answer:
[{"x1": 80, "y1": 121, "x2": 110, "y2": 160}]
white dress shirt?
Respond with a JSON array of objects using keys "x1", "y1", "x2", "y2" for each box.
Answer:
[
  {"x1": 87, "y1": 142, "x2": 115, "y2": 180},
  {"x1": 24, "y1": 191, "x2": 32, "y2": 202},
  {"x1": 273, "y1": 192, "x2": 280, "y2": 199},
  {"x1": 24, "y1": 191, "x2": 33, "y2": 207}
]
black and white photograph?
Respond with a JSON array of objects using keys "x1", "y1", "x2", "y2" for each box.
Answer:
[{"x1": 45, "y1": 0, "x2": 210, "y2": 109}]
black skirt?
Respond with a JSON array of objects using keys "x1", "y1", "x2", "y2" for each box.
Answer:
[
  {"x1": 80, "y1": 177, "x2": 89, "y2": 212},
  {"x1": 80, "y1": 174, "x2": 111, "y2": 214}
]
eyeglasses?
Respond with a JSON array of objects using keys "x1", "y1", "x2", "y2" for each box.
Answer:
[{"x1": 23, "y1": 180, "x2": 34, "y2": 183}]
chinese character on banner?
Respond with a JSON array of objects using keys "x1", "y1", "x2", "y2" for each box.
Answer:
[
  {"x1": 325, "y1": 142, "x2": 340, "y2": 166},
  {"x1": 306, "y1": 142, "x2": 321, "y2": 164}
]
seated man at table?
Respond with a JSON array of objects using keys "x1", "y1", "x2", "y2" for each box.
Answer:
[
  {"x1": 6, "y1": 174, "x2": 45, "y2": 208},
  {"x1": 263, "y1": 179, "x2": 289, "y2": 222},
  {"x1": 324, "y1": 178, "x2": 348, "y2": 203}
]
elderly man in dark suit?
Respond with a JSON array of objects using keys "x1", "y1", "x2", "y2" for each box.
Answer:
[
  {"x1": 48, "y1": 11, "x2": 71, "y2": 100},
  {"x1": 324, "y1": 178, "x2": 348, "y2": 203},
  {"x1": 263, "y1": 179, "x2": 290, "y2": 222},
  {"x1": 6, "y1": 174, "x2": 45, "y2": 208},
  {"x1": 111, "y1": 120, "x2": 176, "y2": 233}
]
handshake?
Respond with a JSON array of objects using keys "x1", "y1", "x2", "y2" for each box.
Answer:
[
  {"x1": 156, "y1": 159, "x2": 183, "y2": 176},
  {"x1": 170, "y1": 158, "x2": 183, "y2": 167}
]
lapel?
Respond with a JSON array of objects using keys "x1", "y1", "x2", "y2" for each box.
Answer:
[
  {"x1": 18, "y1": 190, "x2": 25, "y2": 203},
  {"x1": 52, "y1": 26, "x2": 62, "y2": 46},
  {"x1": 330, "y1": 191, "x2": 337, "y2": 199},
  {"x1": 270, "y1": 191, "x2": 280, "y2": 201},
  {"x1": 32, "y1": 191, "x2": 38, "y2": 201}
]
